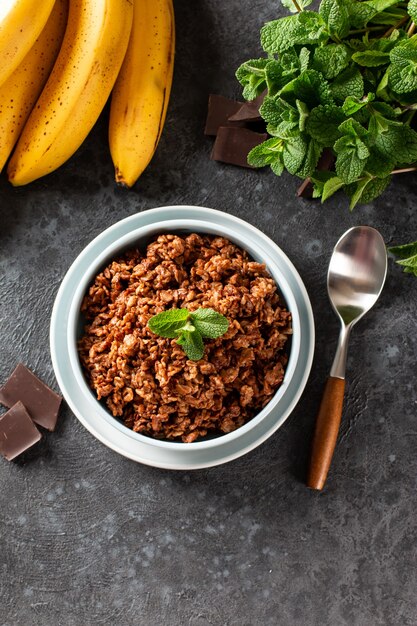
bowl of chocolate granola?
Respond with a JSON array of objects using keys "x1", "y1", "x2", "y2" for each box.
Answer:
[{"x1": 51, "y1": 206, "x2": 314, "y2": 468}]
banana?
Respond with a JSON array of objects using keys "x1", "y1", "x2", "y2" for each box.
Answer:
[
  {"x1": 0, "y1": 0, "x2": 68, "y2": 174},
  {"x1": 0, "y1": 0, "x2": 56, "y2": 88},
  {"x1": 8, "y1": 0, "x2": 133, "y2": 187},
  {"x1": 109, "y1": 0, "x2": 175, "y2": 188}
]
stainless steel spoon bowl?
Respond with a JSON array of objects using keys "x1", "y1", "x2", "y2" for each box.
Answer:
[{"x1": 308, "y1": 226, "x2": 387, "y2": 490}]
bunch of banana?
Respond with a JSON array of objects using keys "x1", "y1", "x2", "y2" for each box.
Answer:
[
  {"x1": 0, "y1": 0, "x2": 175, "y2": 188},
  {"x1": 0, "y1": 0, "x2": 68, "y2": 173},
  {"x1": 0, "y1": 0, "x2": 56, "y2": 86},
  {"x1": 109, "y1": 0, "x2": 175, "y2": 188}
]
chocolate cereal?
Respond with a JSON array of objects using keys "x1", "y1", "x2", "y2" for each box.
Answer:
[{"x1": 78, "y1": 234, "x2": 292, "y2": 442}]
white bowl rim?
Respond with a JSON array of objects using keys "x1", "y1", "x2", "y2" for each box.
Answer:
[
  {"x1": 66, "y1": 217, "x2": 301, "y2": 450},
  {"x1": 50, "y1": 205, "x2": 315, "y2": 467}
]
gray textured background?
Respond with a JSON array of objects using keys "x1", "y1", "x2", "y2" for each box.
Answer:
[{"x1": 1, "y1": 1, "x2": 416, "y2": 625}]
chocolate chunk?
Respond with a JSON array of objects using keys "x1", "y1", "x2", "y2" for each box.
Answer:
[
  {"x1": 0, "y1": 364, "x2": 62, "y2": 431},
  {"x1": 0, "y1": 401, "x2": 41, "y2": 461},
  {"x1": 211, "y1": 126, "x2": 268, "y2": 168},
  {"x1": 228, "y1": 91, "x2": 266, "y2": 123},
  {"x1": 204, "y1": 94, "x2": 245, "y2": 136}
]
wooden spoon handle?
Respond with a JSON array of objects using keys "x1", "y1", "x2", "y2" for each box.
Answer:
[{"x1": 307, "y1": 376, "x2": 346, "y2": 491}]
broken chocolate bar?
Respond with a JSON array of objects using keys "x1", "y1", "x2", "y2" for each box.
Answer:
[
  {"x1": 0, "y1": 401, "x2": 41, "y2": 461},
  {"x1": 0, "y1": 364, "x2": 62, "y2": 431},
  {"x1": 211, "y1": 126, "x2": 268, "y2": 168},
  {"x1": 204, "y1": 94, "x2": 245, "y2": 136},
  {"x1": 227, "y1": 91, "x2": 266, "y2": 123}
]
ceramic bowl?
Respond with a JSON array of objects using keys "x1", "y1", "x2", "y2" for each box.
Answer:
[{"x1": 50, "y1": 206, "x2": 314, "y2": 469}]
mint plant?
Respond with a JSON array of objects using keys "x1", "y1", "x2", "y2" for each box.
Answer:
[
  {"x1": 148, "y1": 308, "x2": 229, "y2": 361},
  {"x1": 236, "y1": 0, "x2": 417, "y2": 211}
]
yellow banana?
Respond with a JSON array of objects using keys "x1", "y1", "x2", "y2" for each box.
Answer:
[
  {"x1": 8, "y1": 0, "x2": 133, "y2": 187},
  {"x1": 0, "y1": 0, "x2": 68, "y2": 174},
  {"x1": 109, "y1": 0, "x2": 175, "y2": 188},
  {"x1": 0, "y1": 0, "x2": 56, "y2": 88}
]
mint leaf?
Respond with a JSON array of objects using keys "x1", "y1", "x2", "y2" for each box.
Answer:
[
  {"x1": 342, "y1": 93, "x2": 374, "y2": 115},
  {"x1": 370, "y1": 7, "x2": 408, "y2": 26},
  {"x1": 260, "y1": 97, "x2": 299, "y2": 133},
  {"x1": 335, "y1": 144, "x2": 367, "y2": 183},
  {"x1": 271, "y1": 160, "x2": 285, "y2": 176},
  {"x1": 310, "y1": 170, "x2": 335, "y2": 197},
  {"x1": 321, "y1": 175, "x2": 345, "y2": 201},
  {"x1": 176, "y1": 330, "x2": 204, "y2": 361},
  {"x1": 264, "y1": 60, "x2": 288, "y2": 97},
  {"x1": 389, "y1": 38, "x2": 417, "y2": 94},
  {"x1": 190, "y1": 308, "x2": 229, "y2": 339},
  {"x1": 319, "y1": 0, "x2": 350, "y2": 39},
  {"x1": 388, "y1": 241, "x2": 417, "y2": 276},
  {"x1": 365, "y1": 146, "x2": 395, "y2": 177},
  {"x1": 346, "y1": 174, "x2": 373, "y2": 209},
  {"x1": 280, "y1": 69, "x2": 334, "y2": 107},
  {"x1": 338, "y1": 117, "x2": 369, "y2": 139},
  {"x1": 312, "y1": 44, "x2": 350, "y2": 79},
  {"x1": 279, "y1": 48, "x2": 308, "y2": 77},
  {"x1": 352, "y1": 50, "x2": 390, "y2": 66},
  {"x1": 348, "y1": 0, "x2": 399, "y2": 28},
  {"x1": 247, "y1": 137, "x2": 284, "y2": 170},
  {"x1": 408, "y1": 0, "x2": 417, "y2": 22},
  {"x1": 306, "y1": 104, "x2": 346, "y2": 146},
  {"x1": 261, "y1": 17, "x2": 299, "y2": 55},
  {"x1": 293, "y1": 11, "x2": 329, "y2": 45},
  {"x1": 334, "y1": 131, "x2": 370, "y2": 183},
  {"x1": 374, "y1": 123, "x2": 417, "y2": 164},
  {"x1": 346, "y1": 174, "x2": 391, "y2": 209},
  {"x1": 299, "y1": 47, "x2": 311, "y2": 72},
  {"x1": 148, "y1": 309, "x2": 190, "y2": 338},
  {"x1": 296, "y1": 138, "x2": 323, "y2": 177},
  {"x1": 370, "y1": 101, "x2": 401, "y2": 119},
  {"x1": 282, "y1": 134, "x2": 308, "y2": 173},
  {"x1": 236, "y1": 59, "x2": 268, "y2": 100},
  {"x1": 331, "y1": 67, "x2": 364, "y2": 102},
  {"x1": 261, "y1": 13, "x2": 327, "y2": 55},
  {"x1": 148, "y1": 307, "x2": 228, "y2": 360}
]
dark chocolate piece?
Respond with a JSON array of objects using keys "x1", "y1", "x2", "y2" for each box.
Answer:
[
  {"x1": 204, "y1": 94, "x2": 245, "y2": 136},
  {"x1": 228, "y1": 91, "x2": 266, "y2": 123},
  {"x1": 297, "y1": 149, "x2": 336, "y2": 199},
  {"x1": 211, "y1": 126, "x2": 268, "y2": 168},
  {"x1": 0, "y1": 364, "x2": 62, "y2": 431},
  {"x1": 0, "y1": 401, "x2": 41, "y2": 461}
]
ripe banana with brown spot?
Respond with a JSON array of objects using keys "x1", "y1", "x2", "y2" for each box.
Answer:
[
  {"x1": 109, "y1": 0, "x2": 175, "y2": 188},
  {"x1": 0, "y1": 0, "x2": 56, "y2": 87},
  {"x1": 8, "y1": 0, "x2": 133, "y2": 186},
  {"x1": 0, "y1": 0, "x2": 68, "y2": 173}
]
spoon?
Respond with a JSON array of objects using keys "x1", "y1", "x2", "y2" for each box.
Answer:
[{"x1": 307, "y1": 226, "x2": 387, "y2": 491}]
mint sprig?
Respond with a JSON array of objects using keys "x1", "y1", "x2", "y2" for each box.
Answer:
[
  {"x1": 236, "y1": 0, "x2": 417, "y2": 213},
  {"x1": 388, "y1": 240, "x2": 417, "y2": 275},
  {"x1": 148, "y1": 308, "x2": 229, "y2": 361}
]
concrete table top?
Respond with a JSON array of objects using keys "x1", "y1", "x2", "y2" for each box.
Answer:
[{"x1": 1, "y1": 1, "x2": 416, "y2": 624}]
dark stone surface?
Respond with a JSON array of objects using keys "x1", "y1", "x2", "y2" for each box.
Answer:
[{"x1": 0, "y1": 1, "x2": 416, "y2": 624}]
